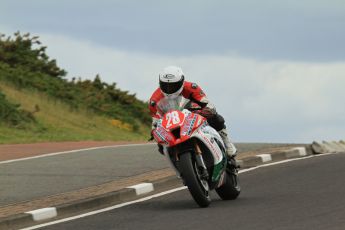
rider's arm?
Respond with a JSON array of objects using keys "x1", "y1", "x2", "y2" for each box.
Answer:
[
  {"x1": 148, "y1": 90, "x2": 163, "y2": 129},
  {"x1": 182, "y1": 82, "x2": 215, "y2": 110},
  {"x1": 149, "y1": 105, "x2": 161, "y2": 129},
  {"x1": 151, "y1": 117, "x2": 160, "y2": 129}
]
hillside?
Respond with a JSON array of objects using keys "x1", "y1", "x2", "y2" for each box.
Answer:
[{"x1": 0, "y1": 32, "x2": 151, "y2": 143}]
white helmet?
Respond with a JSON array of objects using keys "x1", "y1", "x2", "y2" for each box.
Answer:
[{"x1": 159, "y1": 66, "x2": 185, "y2": 98}]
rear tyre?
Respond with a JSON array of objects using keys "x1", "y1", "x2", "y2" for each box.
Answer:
[
  {"x1": 179, "y1": 152, "x2": 211, "y2": 207},
  {"x1": 215, "y1": 169, "x2": 241, "y2": 200}
]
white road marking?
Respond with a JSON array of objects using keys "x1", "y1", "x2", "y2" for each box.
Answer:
[
  {"x1": 257, "y1": 154, "x2": 272, "y2": 162},
  {"x1": 20, "y1": 151, "x2": 338, "y2": 230},
  {"x1": 0, "y1": 143, "x2": 154, "y2": 165},
  {"x1": 240, "y1": 152, "x2": 334, "y2": 173},
  {"x1": 294, "y1": 147, "x2": 307, "y2": 156},
  {"x1": 20, "y1": 187, "x2": 187, "y2": 230},
  {"x1": 127, "y1": 183, "x2": 154, "y2": 195},
  {"x1": 25, "y1": 208, "x2": 57, "y2": 221}
]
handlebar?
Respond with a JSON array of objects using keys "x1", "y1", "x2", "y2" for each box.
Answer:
[{"x1": 188, "y1": 107, "x2": 202, "y2": 112}]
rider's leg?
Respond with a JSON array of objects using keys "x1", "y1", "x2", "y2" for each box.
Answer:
[
  {"x1": 206, "y1": 113, "x2": 238, "y2": 169},
  {"x1": 218, "y1": 128, "x2": 237, "y2": 157}
]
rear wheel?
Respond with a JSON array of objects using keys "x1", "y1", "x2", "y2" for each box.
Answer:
[
  {"x1": 216, "y1": 169, "x2": 241, "y2": 200},
  {"x1": 179, "y1": 152, "x2": 211, "y2": 207}
]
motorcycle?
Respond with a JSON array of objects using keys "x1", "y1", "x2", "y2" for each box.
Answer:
[{"x1": 152, "y1": 96, "x2": 240, "y2": 207}]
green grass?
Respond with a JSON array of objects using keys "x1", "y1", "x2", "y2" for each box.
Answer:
[{"x1": 0, "y1": 82, "x2": 150, "y2": 144}]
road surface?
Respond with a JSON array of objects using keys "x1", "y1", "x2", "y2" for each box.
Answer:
[{"x1": 37, "y1": 153, "x2": 345, "y2": 230}]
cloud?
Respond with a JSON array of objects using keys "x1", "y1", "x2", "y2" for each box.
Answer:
[
  {"x1": 2, "y1": 0, "x2": 345, "y2": 61},
  {"x1": 2, "y1": 30, "x2": 345, "y2": 143},
  {"x1": 37, "y1": 33, "x2": 345, "y2": 143}
]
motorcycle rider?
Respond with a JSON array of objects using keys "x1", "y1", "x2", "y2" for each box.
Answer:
[{"x1": 149, "y1": 66, "x2": 238, "y2": 169}]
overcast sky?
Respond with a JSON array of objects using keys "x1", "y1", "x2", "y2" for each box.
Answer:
[{"x1": 1, "y1": 0, "x2": 345, "y2": 143}]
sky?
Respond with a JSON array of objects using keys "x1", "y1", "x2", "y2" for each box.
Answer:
[{"x1": 1, "y1": 0, "x2": 345, "y2": 143}]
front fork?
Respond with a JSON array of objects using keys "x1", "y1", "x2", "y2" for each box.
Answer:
[
  {"x1": 163, "y1": 141, "x2": 208, "y2": 180},
  {"x1": 163, "y1": 146, "x2": 182, "y2": 178},
  {"x1": 194, "y1": 141, "x2": 209, "y2": 179}
]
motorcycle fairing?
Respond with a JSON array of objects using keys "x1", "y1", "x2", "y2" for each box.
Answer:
[
  {"x1": 153, "y1": 109, "x2": 207, "y2": 147},
  {"x1": 193, "y1": 125, "x2": 224, "y2": 165},
  {"x1": 153, "y1": 126, "x2": 174, "y2": 145},
  {"x1": 192, "y1": 124, "x2": 227, "y2": 182},
  {"x1": 152, "y1": 107, "x2": 227, "y2": 185}
]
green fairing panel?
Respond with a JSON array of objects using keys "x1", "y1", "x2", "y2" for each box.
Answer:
[{"x1": 212, "y1": 158, "x2": 226, "y2": 182}]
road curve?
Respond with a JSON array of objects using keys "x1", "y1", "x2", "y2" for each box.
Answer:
[
  {"x1": 0, "y1": 143, "x2": 298, "y2": 206},
  {"x1": 38, "y1": 153, "x2": 345, "y2": 230}
]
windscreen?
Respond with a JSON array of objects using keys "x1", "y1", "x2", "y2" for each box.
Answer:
[{"x1": 157, "y1": 96, "x2": 190, "y2": 115}]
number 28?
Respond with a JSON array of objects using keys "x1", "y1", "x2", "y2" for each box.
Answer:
[{"x1": 166, "y1": 111, "x2": 180, "y2": 128}]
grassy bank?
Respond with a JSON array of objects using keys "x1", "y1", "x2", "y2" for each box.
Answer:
[{"x1": 0, "y1": 82, "x2": 150, "y2": 144}]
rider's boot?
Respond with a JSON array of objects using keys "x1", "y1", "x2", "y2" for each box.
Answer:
[{"x1": 219, "y1": 128, "x2": 239, "y2": 172}]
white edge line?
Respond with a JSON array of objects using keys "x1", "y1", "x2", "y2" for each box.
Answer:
[
  {"x1": 20, "y1": 152, "x2": 337, "y2": 230},
  {"x1": 239, "y1": 152, "x2": 334, "y2": 173},
  {"x1": 0, "y1": 143, "x2": 154, "y2": 165},
  {"x1": 19, "y1": 187, "x2": 187, "y2": 230}
]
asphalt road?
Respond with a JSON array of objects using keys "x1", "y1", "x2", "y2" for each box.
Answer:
[
  {"x1": 0, "y1": 143, "x2": 297, "y2": 206},
  {"x1": 0, "y1": 144, "x2": 163, "y2": 205},
  {"x1": 37, "y1": 153, "x2": 345, "y2": 230}
]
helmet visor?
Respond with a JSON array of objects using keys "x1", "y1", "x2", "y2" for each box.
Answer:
[{"x1": 160, "y1": 79, "x2": 184, "y2": 95}]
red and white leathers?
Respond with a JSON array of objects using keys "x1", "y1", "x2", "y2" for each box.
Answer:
[
  {"x1": 149, "y1": 81, "x2": 237, "y2": 157},
  {"x1": 149, "y1": 81, "x2": 211, "y2": 122}
]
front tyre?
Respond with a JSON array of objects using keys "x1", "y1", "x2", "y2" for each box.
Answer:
[
  {"x1": 179, "y1": 152, "x2": 211, "y2": 207},
  {"x1": 215, "y1": 169, "x2": 241, "y2": 200}
]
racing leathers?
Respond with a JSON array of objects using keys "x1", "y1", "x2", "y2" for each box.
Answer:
[{"x1": 149, "y1": 81, "x2": 237, "y2": 158}]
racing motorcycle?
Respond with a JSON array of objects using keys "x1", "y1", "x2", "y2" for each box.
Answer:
[{"x1": 152, "y1": 96, "x2": 240, "y2": 207}]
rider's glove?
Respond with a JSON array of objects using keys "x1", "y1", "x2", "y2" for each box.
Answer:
[
  {"x1": 195, "y1": 107, "x2": 216, "y2": 119},
  {"x1": 157, "y1": 144, "x2": 164, "y2": 155},
  {"x1": 148, "y1": 129, "x2": 155, "y2": 141}
]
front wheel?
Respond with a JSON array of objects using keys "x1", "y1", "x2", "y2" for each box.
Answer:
[
  {"x1": 179, "y1": 152, "x2": 211, "y2": 207},
  {"x1": 215, "y1": 169, "x2": 241, "y2": 200}
]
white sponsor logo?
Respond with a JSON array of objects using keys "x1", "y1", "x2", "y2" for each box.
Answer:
[
  {"x1": 164, "y1": 74, "x2": 175, "y2": 79},
  {"x1": 197, "y1": 130, "x2": 221, "y2": 161}
]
